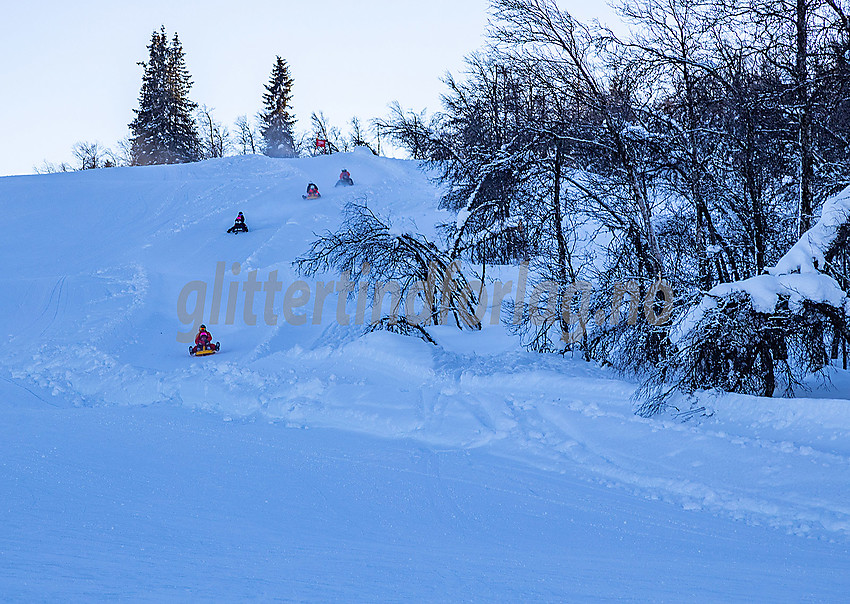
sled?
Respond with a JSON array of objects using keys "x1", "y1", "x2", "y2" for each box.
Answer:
[
  {"x1": 334, "y1": 178, "x2": 354, "y2": 187},
  {"x1": 190, "y1": 342, "x2": 220, "y2": 356},
  {"x1": 302, "y1": 192, "x2": 321, "y2": 200},
  {"x1": 227, "y1": 224, "x2": 248, "y2": 234}
]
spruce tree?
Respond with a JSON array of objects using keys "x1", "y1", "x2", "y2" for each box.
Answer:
[
  {"x1": 260, "y1": 56, "x2": 297, "y2": 158},
  {"x1": 129, "y1": 28, "x2": 168, "y2": 166},
  {"x1": 164, "y1": 32, "x2": 201, "y2": 163},
  {"x1": 129, "y1": 27, "x2": 201, "y2": 166}
]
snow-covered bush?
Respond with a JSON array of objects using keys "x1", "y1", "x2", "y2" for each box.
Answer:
[{"x1": 637, "y1": 190, "x2": 850, "y2": 415}]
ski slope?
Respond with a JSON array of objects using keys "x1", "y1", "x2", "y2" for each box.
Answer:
[{"x1": 1, "y1": 150, "x2": 849, "y2": 600}]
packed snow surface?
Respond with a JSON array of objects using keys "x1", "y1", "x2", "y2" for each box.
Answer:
[{"x1": 1, "y1": 149, "x2": 849, "y2": 599}]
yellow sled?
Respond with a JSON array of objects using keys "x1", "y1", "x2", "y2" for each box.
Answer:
[{"x1": 190, "y1": 342, "x2": 220, "y2": 356}]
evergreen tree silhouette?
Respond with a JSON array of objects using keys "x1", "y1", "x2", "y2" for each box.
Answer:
[
  {"x1": 130, "y1": 27, "x2": 201, "y2": 165},
  {"x1": 260, "y1": 56, "x2": 297, "y2": 158}
]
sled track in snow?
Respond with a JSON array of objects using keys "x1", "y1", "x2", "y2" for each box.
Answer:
[{"x1": 36, "y1": 275, "x2": 66, "y2": 337}]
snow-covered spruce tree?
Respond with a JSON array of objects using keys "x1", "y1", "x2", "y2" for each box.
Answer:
[
  {"x1": 129, "y1": 28, "x2": 201, "y2": 166},
  {"x1": 164, "y1": 33, "x2": 202, "y2": 163},
  {"x1": 129, "y1": 28, "x2": 169, "y2": 166},
  {"x1": 260, "y1": 56, "x2": 297, "y2": 158}
]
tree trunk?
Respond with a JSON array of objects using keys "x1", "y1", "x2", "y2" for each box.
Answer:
[
  {"x1": 760, "y1": 343, "x2": 776, "y2": 397},
  {"x1": 797, "y1": 0, "x2": 815, "y2": 236},
  {"x1": 841, "y1": 245, "x2": 848, "y2": 370},
  {"x1": 743, "y1": 110, "x2": 767, "y2": 274},
  {"x1": 553, "y1": 143, "x2": 568, "y2": 286}
]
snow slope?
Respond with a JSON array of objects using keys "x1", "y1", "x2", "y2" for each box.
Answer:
[{"x1": 1, "y1": 150, "x2": 849, "y2": 599}]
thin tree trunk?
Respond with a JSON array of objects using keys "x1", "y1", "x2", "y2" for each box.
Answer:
[
  {"x1": 553, "y1": 143, "x2": 568, "y2": 286},
  {"x1": 797, "y1": 0, "x2": 815, "y2": 236},
  {"x1": 841, "y1": 245, "x2": 848, "y2": 370},
  {"x1": 743, "y1": 110, "x2": 767, "y2": 273},
  {"x1": 552, "y1": 142, "x2": 572, "y2": 342}
]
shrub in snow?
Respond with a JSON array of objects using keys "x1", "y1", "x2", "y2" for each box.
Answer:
[{"x1": 296, "y1": 202, "x2": 483, "y2": 336}]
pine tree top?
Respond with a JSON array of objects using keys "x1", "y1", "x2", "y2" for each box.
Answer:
[
  {"x1": 262, "y1": 56, "x2": 295, "y2": 126},
  {"x1": 260, "y1": 55, "x2": 297, "y2": 158}
]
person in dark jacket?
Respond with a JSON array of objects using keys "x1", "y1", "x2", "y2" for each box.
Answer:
[{"x1": 227, "y1": 212, "x2": 248, "y2": 233}]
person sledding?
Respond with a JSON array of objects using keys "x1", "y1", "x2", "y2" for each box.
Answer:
[
  {"x1": 335, "y1": 168, "x2": 354, "y2": 187},
  {"x1": 303, "y1": 183, "x2": 321, "y2": 199},
  {"x1": 226, "y1": 211, "x2": 248, "y2": 233},
  {"x1": 190, "y1": 324, "x2": 220, "y2": 355}
]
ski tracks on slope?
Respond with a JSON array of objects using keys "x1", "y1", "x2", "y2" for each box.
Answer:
[
  {"x1": 235, "y1": 335, "x2": 850, "y2": 541},
  {"x1": 9, "y1": 279, "x2": 850, "y2": 540},
  {"x1": 431, "y1": 352, "x2": 850, "y2": 540},
  {"x1": 37, "y1": 275, "x2": 67, "y2": 337}
]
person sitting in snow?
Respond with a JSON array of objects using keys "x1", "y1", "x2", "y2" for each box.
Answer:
[
  {"x1": 227, "y1": 211, "x2": 248, "y2": 233},
  {"x1": 335, "y1": 168, "x2": 354, "y2": 187},
  {"x1": 305, "y1": 183, "x2": 320, "y2": 198},
  {"x1": 194, "y1": 324, "x2": 213, "y2": 352}
]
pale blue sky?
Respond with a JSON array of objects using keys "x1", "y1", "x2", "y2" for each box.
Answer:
[{"x1": 0, "y1": 1, "x2": 617, "y2": 176}]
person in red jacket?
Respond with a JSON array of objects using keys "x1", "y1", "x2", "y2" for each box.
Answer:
[
  {"x1": 336, "y1": 169, "x2": 354, "y2": 187},
  {"x1": 194, "y1": 324, "x2": 213, "y2": 352}
]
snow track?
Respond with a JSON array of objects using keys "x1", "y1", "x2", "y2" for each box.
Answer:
[{"x1": 2, "y1": 405, "x2": 847, "y2": 601}]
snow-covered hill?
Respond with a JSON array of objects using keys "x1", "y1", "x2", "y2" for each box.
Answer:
[{"x1": 1, "y1": 150, "x2": 849, "y2": 600}]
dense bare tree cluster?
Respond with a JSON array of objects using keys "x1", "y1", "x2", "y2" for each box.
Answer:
[{"x1": 374, "y1": 0, "x2": 850, "y2": 408}]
